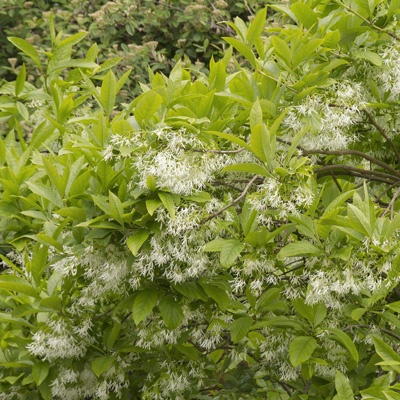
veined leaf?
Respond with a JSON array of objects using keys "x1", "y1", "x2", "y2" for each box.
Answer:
[
  {"x1": 8, "y1": 37, "x2": 42, "y2": 71},
  {"x1": 101, "y1": 70, "x2": 117, "y2": 118},
  {"x1": 289, "y1": 336, "x2": 317, "y2": 367},
  {"x1": 127, "y1": 231, "x2": 149, "y2": 256},
  {"x1": 15, "y1": 63, "x2": 26, "y2": 97},
  {"x1": 335, "y1": 371, "x2": 354, "y2": 400},
  {"x1": 159, "y1": 296, "x2": 184, "y2": 330},
  {"x1": 230, "y1": 316, "x2": 253, "y2": 343},
  {"x1": 132, "y1": 288, "x2": 157, "y2": 325}
]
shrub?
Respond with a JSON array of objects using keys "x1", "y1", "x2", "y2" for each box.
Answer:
[
  {"x1": 1, "y1": 1, "x2": 400, "y2": 399},
  {"x1": 0, "y1": 0, "x2": 271, "y2": 96}
]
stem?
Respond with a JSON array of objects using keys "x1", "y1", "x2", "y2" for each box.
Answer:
[
  {"x1": 200, "y1": 175, "x2": 259, "y2": 224},
  {"x1": 334, "y1": 0, "x2": 400, "y2": 42},
  {"x1": 381, "y1": 186, "x2": 400, "y2": 219},
  {"x1": 363, "y1": 110, "x2": 400, "y2": 164}
]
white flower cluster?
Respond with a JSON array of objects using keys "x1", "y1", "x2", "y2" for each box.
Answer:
[
  {"x1": 52, "y1": 244, "x2": 130, "y2": 308},
  {"x1": 51, "y1": 361, "x2": 128, "y2": 400},
  {"x1": 27, "y1": 318, "x2": 89, "y2": 360},
  {"x1": 105, "y1": 127, "x2": 256, "y2": 195},
  {"x1": 248, "y1": 176, "x2": 314, "y2": 218},
  {"x1": 284, "y1": 82, "x2": 367, "y2": 151}
]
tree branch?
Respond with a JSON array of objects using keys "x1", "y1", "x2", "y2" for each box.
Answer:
[
  {"x1": 363, "y1": 110, "x2": 400, "y2": 164},
  {"x1": 381, "y1": 186, "x2": 400, "y2": 219},
  {"x1": 182, "y1": 146, "x2": 246, "y2": 154},
  {"x1": 200, "y1": 175, "x2": 259, "y2": 224},
  {"x1": 334, "y1": 0, "x2": 400, "y2": 41}
]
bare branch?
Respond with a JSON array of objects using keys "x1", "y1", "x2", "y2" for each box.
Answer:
[
  {"x1": 381, "y1": 186, "x2": 400, "y2": 219},
  {"x1": 182, "y1": 146, "x2": 246, "y2": 154},
  {"x1": 200, "y1": 175, "x2": 260, "y2": 225},
  {"x1": 363, "y1": 110, "x2": 400, "y2": 164}
]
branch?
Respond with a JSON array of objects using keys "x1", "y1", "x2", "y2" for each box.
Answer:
[
  {"x1": 305, "y1": 149, "x2": 400, "y2": 179},
  {"x1": 343, "y1": 324, "x2": 400, "y2": 342},
  {"x1": 92, "y1": 308, "x2": 113, "y2": 320},
  {"x1": 381, "y1": 186, "x2": 400, "y2": 219},
  {"x1": 200, "y1": 175, "x2": 259, "y2": 225},
  {"x1": 315, "y1": 164, "x2": 398, "y2": 182},
  {"x1": 182, "y1": 146, "x2": 246, "y2": 154},
  {"x1": 334, "y1": 0, "x2": 400, "y2": 41},
  {"x1": 363, "y1": 110, "x2": 400, "y2": 164},
  {"x1": 211, "y1": 181, "x2": 242, "y2": 192}
]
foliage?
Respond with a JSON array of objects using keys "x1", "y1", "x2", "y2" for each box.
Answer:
[
  {"x1": 0, "y1": 0, "x2": 271, "y2": 96},
  {"x1": 2, "y1": 1, "x2": 400, "y2": 399}
]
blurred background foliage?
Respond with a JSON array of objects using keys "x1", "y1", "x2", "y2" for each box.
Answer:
[{"x1": 0, "y1": 0, "x2": 274, "y2": 97}]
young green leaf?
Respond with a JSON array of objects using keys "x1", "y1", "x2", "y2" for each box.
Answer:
[
  {"x1": 101, "y1": 70, "x2": 117, "y2": 118},
  {"x1": 132, "y1": 288, "x2": 157, "y2": 325},
  {"x1": 127, "y1": 230, "x2": 149, "y2": 256},
  {"x1": 289, "y1": 336, "x2": 317, "y2": 367},
  {"x1": 230, "y1": 316, "x2": 253, "y2": 343},
  {"x1": 159, "y1": 296, "x2": 184, "y2": 330},
  {"x1": 15, "y1": 63, "x2": 26, "y2": 97},
  {"x1": 335, "y1": 371, "x2": 354, "y2": 400},
  {"x1": 91, "y1": 356, "x2": 114, "y2": 378}
]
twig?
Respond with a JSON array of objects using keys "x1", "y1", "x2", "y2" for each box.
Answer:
[
  {"x1": 381, "y1": 186, "x2": 400, "y2": 219},
  {"x1": 334, "y1": 0, "x2": 400, "y2": 42},
  {"x1": 343, "y1": 324, "x2": 400, "y2": 342},
  {"x1": 305, "y1": 149, "x2": 400, "y2": 179},
  {"x1": 211, "y1": 181, "x2": 242, "y2": 192},
  {"x1": 92, "y1": 308, "x2": 113, "y2": 320},
  {"x1": 363, "y1": 110, "x2": 400, "y2": 164},
  {"x1": 200, "y1": 175, "x2": 259, "y2": 224},
  {"x1": 182, "y1": 146, "x2": 246, "y2": 154},
  {"x1": 328, "y1": 169, "x2": 342, "y2": 192},
  {"x1": 314, "y1": 164, "x2": 398, "y2": 182}
]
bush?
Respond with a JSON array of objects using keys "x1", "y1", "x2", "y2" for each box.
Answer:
[
  {"x1": 0, "y1": 0, "x2": 271, "y2": 96},
  {"x1": 1, "y1": 1, "x2": 400, "y2": 399}
]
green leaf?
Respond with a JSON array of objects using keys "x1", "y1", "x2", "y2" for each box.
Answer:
[
  {"x1": 289, "y1": 336, "x2": 317, "y2": 367},
  {"x1": 326, "y1": 328, "x2": 359, "y2": 364},
  {"x1": 91, "y1": 356, "x2": 114, "y2": 378},
  {"x1": 200, "y1": 283, "x2": 230, "y2": 311},
  {"x1": 159, "y1": 296, "x2": 184, "y2": 330},
  {"x1": 27, "y1": 181, "x2": 63, "y2": 208},
  {"x1": 40, "y1": 296, "x2": 62, "y2": 311},
  {"x1": 250, "y1": 123, "x2": 270, "y2": 163},
  {"x1": 230, "y1": 316, "x2": 253, "y2": 343},
  {"x1": 116, "y1": 68, "x2": 132, "y2": 93},
  {"x1": 57, "y1": 31, "x2": 87, "y2": 48},
  {"x1": 158, "y1": 192, "x2": 176, "y2": 220},
  {"x1": 291, "y1": 2, "x2": 318, "y2": 29},
  {"x1": 220, "y1": 239, "x2": 245, "y2": 268},
  {"x1": 278, "y1": 242, "x2": 323, "y2": 258},
  {"x1": 373, "y1": 336, "x2": 400, "y2": 364},
  {"x1": 247, "y1": 7, "x2": 266, "y2": 47},
  {"x1": 8, "y1": 37, "x2": 42, "y2": 71},
  {"x1": 271, "y1": 36, "x2": 292, "y2": 68},
  {"x1": 127, "y1": 230, "x2": 149, "y2": 256},
  {"x1": 109, "y1": 191, "x2": 124, "y2": 226},
  {"x1": 206, "y1": 130, "x2": 252, "y2": 152},
  {"x1": 101, "y1": 70, "x2": 117, "y2": 118},
  {"x1": 0, "y1": 275, "x2": 38, "y2": 298},
  {"x1": 146, "y1": 198, "x2": 162, "y2": 215},
  {"x1": 132, "y1": 288, "x2": 157, "y2": 325},
  {"x1": 15, "y1": 63, "x2": 26, "y2": 97},
  {"x1": 354, "y1": 51, "x2": 383, "y2": 66},
  {"x1": 223, "y1": 37, "x2": 256, "y2": 68},
  {"x1": 32, "y1": 362, "x2": 49, "y2": 386},
  {"x1": 335, "y1": 371, "x2": 354, "y2": 400},
  {"x1": 134, "y1": 91, "x2": 163, "y2": 128}
]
